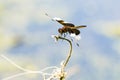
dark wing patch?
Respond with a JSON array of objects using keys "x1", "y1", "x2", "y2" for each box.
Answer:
[
  {"x1": 68, "y1": 29, "x2": 80, "y2": 35},
  {"x1": 69, "y1": 25, "x2": 87, "y2": 29},
  {"x1": 54, "y1": 19, "x2": 75, "y2": 27},
  {"x1": 72, "y1": 29, "x2": 80, "y2": 35},
  {"x1": 62, "y1": 22, "x2": 75, "y2": 27}
]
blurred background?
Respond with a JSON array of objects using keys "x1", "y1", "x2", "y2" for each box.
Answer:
[{"x1": 0, "y1": 0, "x2": 120, "y2": 80}]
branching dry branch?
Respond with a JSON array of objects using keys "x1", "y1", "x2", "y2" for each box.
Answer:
[{"x1": 1, "y1": 35, "x2": 73, "y2": 80}]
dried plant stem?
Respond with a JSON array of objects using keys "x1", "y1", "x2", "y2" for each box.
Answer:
[
  {"x1": 1, "y1": 35, "x2": 73, "y2": 80},
  {"x1": 1, "y1": 55, "x2": 31, "y2": 72},
  {"x1": 57, "y1": 36, "x2": 72, "y2": 68},
  {"x1": 55, "y1": 36, "x2": 73, "y2": 80},
  {"x1": 0, "y1": 55, "x2": 59, "y2": 80}
]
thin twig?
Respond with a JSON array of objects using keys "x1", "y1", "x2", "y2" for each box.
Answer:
[
  {"x1": 55, "y1": 36, "x2": 73, "y2": 80},
  {"x1": 1, "y1": 55, "x2": 31, "y2": 72},
  {"x1": 1, "y1": 55, "x2": 60, "y2": 80},
  {"x1": 57, "y1": 36, "x2": 72, "y2": 68}
]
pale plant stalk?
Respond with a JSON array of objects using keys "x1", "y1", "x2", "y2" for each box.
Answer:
[
  {"x1": 52, "y1": 35, "x2": 73, "y2": 80},
  {"x1": 1, "y1": 36, "x2": 73, "y2": 80}
]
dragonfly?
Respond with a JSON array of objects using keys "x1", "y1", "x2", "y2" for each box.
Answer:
[{"x1": 45, "y1": 13, "x2": 86, "y2": 46}]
